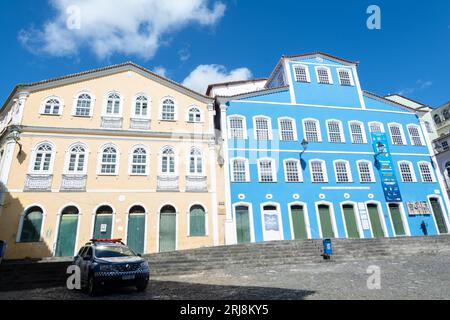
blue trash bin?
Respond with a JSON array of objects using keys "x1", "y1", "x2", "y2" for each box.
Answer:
[
  {"x1": 323, "y1": 239, "x2": 332, "y2": 257},
  {"x1": 0, "y1": 240, "x2": 6, "y2": 264}
]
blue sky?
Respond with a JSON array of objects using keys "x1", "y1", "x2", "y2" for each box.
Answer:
[{"x1": 0, "y1": 0, "x2": 449, "y2": 107}]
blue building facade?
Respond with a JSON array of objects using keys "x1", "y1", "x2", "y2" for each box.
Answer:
[{"x1": 216, "y1": 53, "x2": 450, "y2": 245}]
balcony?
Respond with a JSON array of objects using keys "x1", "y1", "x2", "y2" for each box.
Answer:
[
  {"x1": 25, "y1": 174, "x2": 53, "y2": 192},
  {"x1": 157, "y1": 175, "x2": 179, "y2": 192},
  {"x1": 101, "y1": 116, "x2": 123, "y2": 129},
  {"x1": 130, "y1": 118, "x2": 151, "y2": 130},
  {"x1": 186, "y1": 175, "x2": 208, "y2": 192},
  {"x1": 60, "y1": 174, "x2": 87, "y2": 192}
]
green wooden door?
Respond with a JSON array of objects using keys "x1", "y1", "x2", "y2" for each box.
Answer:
[
  {"x1": 388, "y1": 204, "x2": 406, "y2": 236},
  {"x1": 430, "y1": 198, "x2": 448, "y2": 234},
  {"x1": 343, "y1": 205, "x2": 360, "y2": 238},
  {"x1": 20, "y1": 208, "x2": 43, "y2": 242},
  {"x1": 236, "y1": 206, "x2": 251, "y2": 244},
  {"x1": 55, "y1": 214, "x2": 78, "y2": 257},
  {"x1": 318, "y1": 205, "x2": 334, "y2": 238},
  {"x1": 368, "y1": 204, "x2": 385, "y2": 237},
  {"x1": 127, "y1": 214, "x2": 145, "y2": 254},
  {"x1": 190, "y1": 206, "x2": 206, "y2": 237},
  {"x1": 159, "y1": 213, "x2": 176, "y2": 252},
  {"x1": 291, "y1": 205, "x2": 307, "y2": 239},
  {"x1": 93, "y1": 214, "x2": 112, "y2": 239}
]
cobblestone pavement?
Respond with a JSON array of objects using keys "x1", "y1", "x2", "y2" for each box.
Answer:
[{"x1": 1, "y1": 254, "x2": 449, "y2": 300}]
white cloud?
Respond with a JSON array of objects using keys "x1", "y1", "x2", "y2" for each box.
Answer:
[
  {"x1": 19, "y1": 0, "x2": 226, "y2": 60},
  {"x1": 398, "y1": 79, "x2": 433, "y2": 96},
  {"x1": 152, "y1": 66, "x2": 168, "y2": 78},
  {"x1": 182, "y1": 64, "x2": 253, "y2": 94}
]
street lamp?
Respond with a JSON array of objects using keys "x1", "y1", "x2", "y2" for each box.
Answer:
[{"x1": 9, "y1": 126, "x2": 22, "y2": 154}]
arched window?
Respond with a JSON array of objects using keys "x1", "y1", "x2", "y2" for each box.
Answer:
[
  {"x1": 443, "y1": 109, "x2": 450, "y2": 120},
  {"x1": 134, "y1": 95, "x2": 148, "y2": 117},
  {"x1": 231, "y1": 158, "x2": 249, "y2": 182},
  {"x1": 258, "y1": 158, "x2": 276, "y2": 182},
  {"x1": 284, "y1": 159, "x2": 302, "y2": 182},
  {"x1": 434, "y1": 114, "x2": 442, "y2": 125},
  {"x1": 67, "y1": 145, "x2": 86, "y2": 173},
  {"x1": 228, "y1": 115, "x2": 247, "y2": 139},
  {"x1": 106, "y1": 93, "x2": 121, "y2": 115},
  {"x1": 20, "y1": 206, "x2": 44, "y2": 242},
  {"x1": 418, "y1": 162, "x2": 435, "y2": 182},
  {"x1": 398, "y1": 161, "x2": 416, "y2": 182},
  {"x1": 129, "y1": 205, "x2": 146, "y2": 214},
  {"x1": 189, "y1": 148, "x2": 203, "y2": 175},
  {"x1": 293, "y1": 64, "x2": 310, "y2": 83},
  {"x1": 424, "y1": 121, "x2": 433, "y2": 133},
  {"x1": 188, "y1": 107, "x2": 201, "y2": 122},
  {"x1": 100, "y1": 146, "x2": 118, "y2": 175},
  {"x1": 407, "y1": 124, "x2": 424, "y2": 146},
  {"x1": 369, "y1": 121, "x2": 384, "y2": 133},
  {"x1": 337, "y1": 68, "x2": 354, "y2": 86},
  {"x1": 310, "y1": 160, "x2": 327, "y2": 183},
  {"x1": 357, "y1": 160, "x2": 375, "y2": 183},
  {"x1": 161, "y1": 147, "x2": 176, "y2": 174},
  {"x1": 389, "y1": 124, "x2": 406, "y2": 145},
  {"x1": 161, "y1": 205, "x2": 176, "y2": 214},
  {"x1": 161, "y1": 98, "x2": 175, "y2": 120},
  {"x1": 279, "y1": 118, "x2": 297, "y2": 141},
  {"x1": 33, "y1": 143, "x2": 53, "y2": 173},
  {"x1": 42, "y1": 98, "x2": 61, "y2": 115},
  {"x1": 97, "y1": 205, "x2": 113, "y2": 214},
  {"x1": 327, "y1": 120, "x2": 344, "y2": 143},
  {"x1": 303, "y1": 119, "x2": 321, "y2": 142},
  {"x1": 189, "y1": 205, "x2": 206, "y2": 237},
  {"x1": 254, "y1": 116, "x2": 272, "y2": 140},
  {"x1": 130, "y1": 147, "x2": 147, "y2": 175},
  {"x1": 315, "y1": 66, "x2": 332, "y2": 84},
  {"x1": 334, "y1": 160, "x2": 352, "y2": 183},
  {"x1": 75, "y1": 94, "x2": 92, "y2": 116},
  {"x1": 349, "y1": 121, "x2": 366, "y2": 144}
]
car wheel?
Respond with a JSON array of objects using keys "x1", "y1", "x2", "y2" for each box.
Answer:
[
  {"x1": 136, "y1": 281, "x2": 148, "y2": 292},
  {"x1": 88, "y1": 277, "x2": 97, "y2": 296}
]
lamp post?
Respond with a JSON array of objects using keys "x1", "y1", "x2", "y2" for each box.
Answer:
[{"x1": 9, "y1": 126, "x2": 22, "y2": 154}]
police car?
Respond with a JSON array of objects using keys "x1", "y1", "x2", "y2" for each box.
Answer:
[{"x1": 73, "y1": 239, "x2": 150, "y2": 296}]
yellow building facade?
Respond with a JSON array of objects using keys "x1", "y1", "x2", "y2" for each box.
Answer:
[{"x1": 0, "y1": 62, "x2": 226, "y2": 260}]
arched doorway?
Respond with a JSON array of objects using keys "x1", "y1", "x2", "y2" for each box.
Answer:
[
  {"x1": 127, "y1": 205, "x2": 146, "y2": 254},
  {"x1": 262, "y1": 204, "x2": 282, "y2": 241},
  {"x1": 430, "y1": 198, "x2": 448, "y2": 234},
  {"x1": 55, "y1": 206, "x2": 79, "y2": 257},
  {"x1": 318, "y1": 204, "x2": 335, "y2": 238},
  {"x1": 20, "y1": 206, "x2": 44, "y2": 242},
  {"x1": 342, "y1": 204, "x2": 360, "y2": 238},
  {"x1": 235, "y1": 205, "x2": 251, "y2": 244},
  {"x1": 290, "y1": 204, "x2": 308, "y2": 239},
  {"x1": 388, "y1": 203, "x2": 406, "y2": 236},
  {"x1": 367, "y1": 203, "x2": 385, "y2": 238},
  {"x1": 159, "y1": 205, "x2": 177, "y2": 252},
  {"x1": 93, "y1": 205, "x2": 113, "y2": 239}
]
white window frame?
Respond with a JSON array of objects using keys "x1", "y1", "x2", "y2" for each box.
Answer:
[
  {"x1": 227, "y1": 115, "x2": 248, "y2": 140},
  {"x1": 230, "y1": 157, "x2": 250, "y2": 182},
  {"x1": 398, "y1": 161, "x2": 417, "y2": 182},
  {"x1": 40, "y1": 96, "x2": 64, "y2": 116},
  {"x1": 333, "y1": 160, "x2": 353, "y2": 183},
  {"x1": 368, "y1": 121, "x2": 385, "y2": 133},
  {"x1": 356, "y1": 160, "x2": 375, "y2": 183},
  {"x1": 186, "y1": 105, "x2": 203, "y2": 123},
  {"x1": 72, "y1": 91, "x2": 95, "y2": 117},
  {"x1": 407, "y1": 124, "x2": 425, "y2": 146},
  {"x1": 417, "y1": 161, "x2": 436, "y2": 183},
  {"x1": 159, "y1": 146, "x2": 178, "y2": 176},
  {"x1": 326, "y1": 119, "x2": 346, "y2": 143},
  {"x1": 253, "y1": 115, "x2": 273, "y2": 141},
  {"x1": 348, "y1": 120, "x2": 367, "y2": 144},
  {"x1": 278, "y1": 117, "x2": 298, "y2": 141},
  {"x1": 302, "y1": 118, "x2": 322, "y2": 142},
  {"x1": 128, "y1": 145, "x2": 149, "y2": 176},
  {"x1": 29, "y1": 141, "x2": 56, "y2": 174},
  {"x1": 187, "y1": 147, "x2": 204, "y2": 175},
  {"x1": 283, "y1": 158, "x2": 303, "y2": 182},
  {"x1": 315, "y1": 66, "x2": 333, "y2": 85},
  {"x1": 64, "y1": 142, "x2": 89, "y2": 175},
  {"x1": 336, "y1": 68, "x2": 355, "y2": 86},
  {"x1": 309, "y1": 159, "x2": 328, "y2": 183},
  {"x1": 132, "y1": 93, "x2": 151, "y2": 119},
  {"x1": 388, "y1": 123, "x2": 407, "y2": 146},
  {"x1": 257, "y1": 158, "x2": 277, "y2": 183},
  {"x1": 103, "y1": 91, "x2": 123, "y2": 117},
  {"x1": 97, "y1": 144, "x2": 120, "y2": 176},
  {"x1": 292, "y1": 64, "x2": 311, "y2": 83},
  {"x1": 159, "y1": 96, "x2": 177, "y2": 121}
]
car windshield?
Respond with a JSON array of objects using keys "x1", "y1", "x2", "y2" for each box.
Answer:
[{"x1": 95, "y1": 245, "x2": 136, "y2": 258}]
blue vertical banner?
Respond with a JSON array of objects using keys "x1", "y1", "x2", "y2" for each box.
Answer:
[{"x1": 371, "y1": 132, "x2": 403, "y2": 202}]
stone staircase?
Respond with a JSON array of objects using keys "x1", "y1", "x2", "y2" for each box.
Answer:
[{"x1": 1, "y1": 235, "x2": 449, "y2": 291}]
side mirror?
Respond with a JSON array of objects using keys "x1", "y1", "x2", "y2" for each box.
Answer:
[{"x1": 83, "y1": 255, "x2": 91, "y2": 261}]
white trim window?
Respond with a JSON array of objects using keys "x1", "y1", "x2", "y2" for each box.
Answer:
[
  {"x1": 349, "y1": 121, "x2": 367, "y2": 144},
  {"x1": 369, "y1": 121, "x2": 385, "y2": 133},
  {"x1": 315, "y1": 66, "x2": 333, "y2": 85},
  {"x1": 32, "y1": 143, "x2": 54, "y2": 173},
  {"x1": 161, "y1": 147, "x2": 176, "y2": 175},
  {"x1": 231, "y1": 158, "x2": 250, "y2": 182},
  {"x1": 99, "y1": 145, "x2": 119, "y2": 175},
  {"x1": 41, "y1": 97, "x2": 62, "y2": 115},
  {"x1": 293, "y1": 64, "x2": 310, "y2": 83},
  {"x1": 74, "y1": 93, "x2": 92, "y2": 117},
  {"x1": 189, "y1": 148, "x2": 203, "y2": 175},
  {"x1": 279, "y1": 118, "x2": 297, "y2": 141},
  {"x1": 254, "y1": 116, "x2": 272, "y2": 141},
  {"x1": 303, "y1": 119, "x2": 321, "y2": 142},
  {"x1": 161, "y1": 98, "x2": 176, "y2": 121},
  {"x1": 310, "y1": 160, "x2": 328, "y2": 183},
  {"x1": 407, "y1": 124, "x2": 424, "y2": 146},
  {"x1": 105, "y1": 92, "x2": 122, "y2": 116},
  {"x1": 418, "y1": 161, "x2": 436, "y2": 182},
  {"x1": 327, "y1": 120, "x2": 345, "y2": 143},
  {"x1": 389, "y1": 123, "x2": 406, "y2": 145},
  {"x1": 187, "y1": 106, "x2": 202, "y2": 123},
  {"x1": 130, "y1": 147, "x2": 148, "y2": 175},
  {"x1": 67, "y1": 144, "x2": 87, "y2": 174},
  {"x1": 228, "y1": 115, "x2": 247, "y2": 140},
  {"x1": 134, "y1": 95, "x2": 149, "y2": 118},
  {"x1": 398, "y1": 161, "x2": 417, "y2": 182},
  {"x1": 334, "y1": 160, "x2": 352, "y2": 183},
  {"x1": 284, "y1": 159, "x2": 302, "y2": 182},
  {"x1": 357, "y1": 160, "x2": 375, "y2": 183},
  {"x1": 258, "y1": 158, "x2": 276, "y2": 182},
  {"x1": 337, "y1": 68, "x2": 354, "y2": 86}
]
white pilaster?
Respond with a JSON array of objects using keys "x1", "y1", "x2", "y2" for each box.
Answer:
[
  {"x1": 207, "y1": 103, "x2": 219, "y2": 246},
  {"x1": 0, "y1": 135, "x2": 17, "y2": 217}
]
